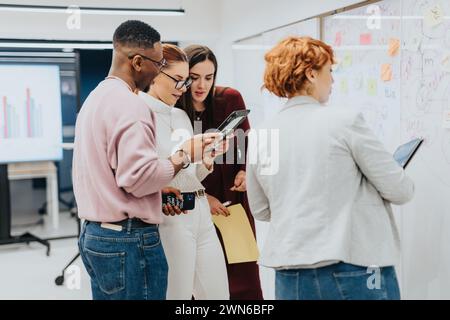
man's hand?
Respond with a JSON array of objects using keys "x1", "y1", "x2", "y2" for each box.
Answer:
[
  {"x1": 230, "y1": 170, "x2": 246, "y2": 192},
  {"x1": 161, "y1": 187, "x2": 186, "y2": 216},
  {"x1": 207, "y1": 194, "x2": 230, "y2": 217}
]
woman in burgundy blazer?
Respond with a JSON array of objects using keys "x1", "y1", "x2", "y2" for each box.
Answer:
[{"x1": 176, "y1": 45, "x2": 263, "y2": 300}]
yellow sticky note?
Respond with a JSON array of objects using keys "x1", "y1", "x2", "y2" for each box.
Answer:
[
  {"x1": 340, "y1": 79, "x2": 349, "y2": 94},
  {"x1": 343, "y1": 53, "x2": 353, "y2": 67},
  {"x1": 424, "y1": 5, "x2": 444, "y2": 28},
  {"x1": 212, "y1": 204, "x2": 259, "y2": 264},
  {"x1": 367, "y1": 79, "x2": 378, "y2": 96},
  {"x1": 388, "y1": 38, "x2": 400, "y2": 57},
  {"x1": 381, "y1": 64, "x2": 393, "y2": 82}
]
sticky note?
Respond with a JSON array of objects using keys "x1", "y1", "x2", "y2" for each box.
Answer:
[
  {"x1": 381, "y1": 64, "x2": 393, "y2": 82},
  {"x1": 424, "y1": 4, "x2": 444, "y2": 28},
  {"x1": 367, "y1": 79, "x2": 377, "y2": 96},
  {"x1": 388, "y1": 38, "x2": 400, "y2": 57},
  {"x1": 340, "y1": 79, "x2": 349, "y2": 94},
  {"x1": 335, "y1": 32, "x2": 342, "y2": 46},
  {"x1": 360, "y1": 33, "x2": 372, "y2": 45},
  {"x1": 343, "y1": 53, "x2": 353, "y2": 67}
]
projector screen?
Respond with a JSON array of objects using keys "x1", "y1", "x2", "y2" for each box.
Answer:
[{"x1": 0, "y1": 64, "x2": 62, "y2": 163}]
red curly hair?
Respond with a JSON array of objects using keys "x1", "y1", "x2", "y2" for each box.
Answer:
[{"x1": 263, "y1": 36, "x2": 335, "y2": 98}]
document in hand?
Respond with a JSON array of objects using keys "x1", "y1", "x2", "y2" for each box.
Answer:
[{"x1": 212, "y1": 204, "x2": 259, "y2": 264}]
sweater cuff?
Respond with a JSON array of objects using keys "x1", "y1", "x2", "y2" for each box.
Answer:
[{"x1": 160, "y1": 158, "x2": 175, "y2": 184}]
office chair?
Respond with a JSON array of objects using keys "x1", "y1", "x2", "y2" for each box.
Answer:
[
  {"x1": 53, "y1": 142, "x2": 81, "y2": 286},
  {"x1": 54, "y1": 204, "x2": 80, "y2": 286}
]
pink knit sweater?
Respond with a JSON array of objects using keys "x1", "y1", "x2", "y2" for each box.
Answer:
[{"x1": 72, "y1": 76, "x2": 174, "y2": 223}]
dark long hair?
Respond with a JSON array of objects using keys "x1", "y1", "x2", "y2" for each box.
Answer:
[{"x1": 176, "y1": 45, "x2": 218, "y2": 130}]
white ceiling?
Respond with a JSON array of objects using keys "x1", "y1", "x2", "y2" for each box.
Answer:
[
  {"x1": 0, "y1": 0, "x2": 184, "y2": 9},
  {"x1": 0, "y1": 0, "x2": 220, "y2": 42}
]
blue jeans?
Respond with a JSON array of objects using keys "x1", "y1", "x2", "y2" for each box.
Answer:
[
  {"x1": 275, "y1": 262, "x2": 400, "y2": 300},
  {"x1": 79, "y1": 220, "x2": 168, "y2": 300}
]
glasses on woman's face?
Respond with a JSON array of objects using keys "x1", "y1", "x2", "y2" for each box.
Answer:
[
  {"x1": 128, "y1": 53, "x2": 167, "y2": 70},
  {"x1": 160, "y1": 71, "x2": 193, "y2": 90}
]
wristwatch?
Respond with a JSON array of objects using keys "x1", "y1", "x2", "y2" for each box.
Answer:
[{"x1": 177, "y1": 149, "x2": 191, "y2": 169}]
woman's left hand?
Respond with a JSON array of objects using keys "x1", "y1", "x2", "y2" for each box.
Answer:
[{"x1": 230, "y1": 170, "x2": 246, "y2": 192}]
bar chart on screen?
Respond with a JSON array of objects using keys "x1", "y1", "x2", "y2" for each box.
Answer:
[
  {"x1": 1, "y1": 88, "x2": 44, "y2": 139},
  {"x1": 0, "y1": 64, "x2": 62, "y2": 163}
]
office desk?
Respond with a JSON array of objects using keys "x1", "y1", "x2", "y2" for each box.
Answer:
[{"x1": 8, "y1": 161, "x2": 59, "y2": 229}]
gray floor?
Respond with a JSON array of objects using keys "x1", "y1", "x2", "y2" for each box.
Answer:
[{"x1": 0, "y1": 179, "x2": 91, "y2": 300}]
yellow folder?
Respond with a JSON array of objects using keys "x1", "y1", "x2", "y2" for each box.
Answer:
[{"x1": 212, "y1": 204, "x2": 259, "y2": 264}]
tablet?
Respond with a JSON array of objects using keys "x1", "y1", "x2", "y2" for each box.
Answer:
[
  {"x1": 217, "y1": 109, "x2": 251, "y2": 137},
  {"x1": 206, "y1": 110, "x2": 250, "y2": 152},
  {"x1": 393, "y1": 138, "x2": 424, "y2": 168}
]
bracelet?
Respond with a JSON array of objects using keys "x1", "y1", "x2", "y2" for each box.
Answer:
[{"x1": 177, "y1": 149, "x2": 191, "y2": 169}]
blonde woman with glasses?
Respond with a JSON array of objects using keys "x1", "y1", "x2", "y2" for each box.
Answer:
[{"x1": 138, "y1": 44, "x2": 229, "y2": 300}]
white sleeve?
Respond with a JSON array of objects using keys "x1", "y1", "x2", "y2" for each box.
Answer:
[
  {"x1": 346, "y1": 112, "x2": 415, "y2": 205},
  {"x1": 246, "y1": 153, "x2": 271, "y2": 222},
  {"x1": 196, "y1": 162, "x2": 213, "y2": 182}
]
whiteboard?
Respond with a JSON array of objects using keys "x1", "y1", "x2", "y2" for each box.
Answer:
[
  {"x1": 324, "y1": 0, "x2": 450, "y2": 299},
  {"x1": 0, "y1": 64, "x2": 62, "y2": 163},
  {"x1": 323, "y1": 0, "x2": 402, "y2": 150},
  {"x1": 399, "y1": 0, "x2": 450, "y2": 300},
  {"x1": 233, "y1": 18, "x2": 319, "y2": 300}
]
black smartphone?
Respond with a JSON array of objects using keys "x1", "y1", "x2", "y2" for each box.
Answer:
[{"x1": 162, "y1": 192, "x2": 196, "y2": 210}]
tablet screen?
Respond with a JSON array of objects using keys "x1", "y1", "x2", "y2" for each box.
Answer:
[
  {"x1": 393, "y1": 138, "x2": 424, "y2": 168},
  {"x1": 205, "y1": 110, "x2": 250, "y2": 152},
  {"x1": 217, "y1": 110, "x2": 250, "y2": 136}
]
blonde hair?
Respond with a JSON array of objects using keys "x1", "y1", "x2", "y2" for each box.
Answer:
[{"x1": 263, "y1": 36, "x2": 335, "y2": 98}]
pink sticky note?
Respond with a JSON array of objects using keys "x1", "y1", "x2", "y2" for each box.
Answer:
[
  {"x1": 360, "y1": 33, "x2": 372, "y2": 45},
  {"x1": 335, "y1": 32, "x2": 342, "y2": 46}
]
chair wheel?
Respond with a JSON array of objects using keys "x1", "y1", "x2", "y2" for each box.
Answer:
[{"x1": 55, "y1": 275, "x2": 64, "y2": 286}]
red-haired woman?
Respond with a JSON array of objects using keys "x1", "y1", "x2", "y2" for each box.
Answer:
[{"x1": 247, "y1": 36, "x2": 414, "y2": 300}]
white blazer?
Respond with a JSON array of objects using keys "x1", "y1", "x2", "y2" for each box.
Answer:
[{"x1": 246, "y1": 95, "x2": 414, "y2": 269}]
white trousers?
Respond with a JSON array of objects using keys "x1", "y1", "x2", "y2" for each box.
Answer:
[{"x1": 159, "y1": 196, "x2": 229, "y2": 300}]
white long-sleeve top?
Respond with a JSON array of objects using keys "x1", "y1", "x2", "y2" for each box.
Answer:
[
  {"x1": 246, "y1": 95, "x2": 414, "y2": 269},
  {"x1": 138, "y1": 92, "x2": 211, "y2": 192}
]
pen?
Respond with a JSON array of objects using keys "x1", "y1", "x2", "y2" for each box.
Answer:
[{"x1": 222, "y1": 201, "x2": 232, "y2": 207}]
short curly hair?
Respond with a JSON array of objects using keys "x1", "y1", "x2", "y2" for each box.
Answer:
[
  {"x1": 113, "y1": 20, "x2": 161, "y2": 49},
  {"x1": 263, "y1": 36, "x2": 335, "y2": 98}
]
